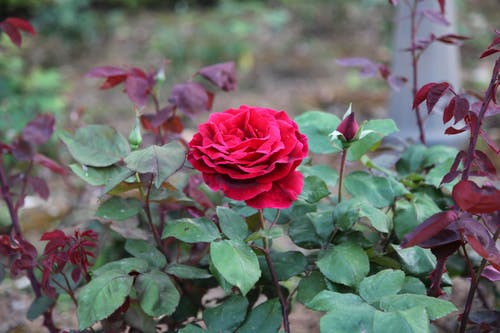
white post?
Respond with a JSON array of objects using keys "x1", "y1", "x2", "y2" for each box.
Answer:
[{"x1": 388, "y1": 0, "x2": 465, "y2": 145}]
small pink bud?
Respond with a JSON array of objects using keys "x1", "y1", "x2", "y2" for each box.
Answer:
[{"x1": 336, "y1": 112, "x2": 359, "y2": 141}]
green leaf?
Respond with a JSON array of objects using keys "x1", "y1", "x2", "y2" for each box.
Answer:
[
  {"x1": 69, "y1": 164, "x2": 131, "y2": 186},
  {"x1": 299, "y1": 176, "x2": 330, "y2": 203},
  {"x1": 135, "y1": 269, "x2": 180, "y2": 317},
  {"x1": 210, "y1": 239, "x2": 261, "y2": 295},
  {"x1": 60, "y1": 125, "x2": 130, "y2": 167},
  {"x1": 320, "y1": 303, "x2": 376, "y2": 333},
  {"x1": 393, "y1": 193, "x2": 441, "y2": 241},
  {"x1": 27, "y1": 296, "x2": 55, "y2": 320},
  {"x1": 299, "y1": 164, "x2": 339, "y2": 187},
  {"x1": 259, "y1": 251, "x2": 307, "y2": 281},
  {"x1": 373, "y1": 307, "x2": 429, "y2": 333},
  {"x1": 306, "y1": 290, "x2": 364, "y2": 312},
  {"x1": 125, "y1": 239, "x2": 166, "y2": 269},
  {"x1": 203, "y1": 295, "x2": 248, "y2": 332},
  {"x1": 317, "y1": 243, "x2": 369, "y2": 287},
  {"x1": 102, "y1": 167, "x2": 135, "y2": 194},
  {"x1": 124, "y1": 302, "x2": 157, "y2": 333},
  {"x1": 297, "y1": 271, "x2": 328, "y2": 305},
  {"x1": 359, "y1": 269, "x2": 405, "y2": 304},
  {"x1": 179, "y1": 324, "x2": 206, "y2": 333},
  {"x1": 162, "y1": 217, "x2": 220, "y2": 243},
  {"x1": 379, "y1": 294, "x2": 457, "y2": 320},
  {"x1": 400, "y1": 277, "x2": 427, "y2": 295},
  {"x1": 392, "y1": 245, "x2": 437, "y2": 276},
  {"x1": 238, "y1": 298, "x2": 282, "y2": 333},
  {"x1": 216, "y1": 206, "x2": 248, "y2": 240},
  {"x1": 307, "y1": 210, "x2": 334, "y2": 240},
  {"x1": 77, "y1": 270, "x2": 134, "y2": 330},
  {"x1": 333, "y1": 199, "x2": 362, "y2": 231},
  {"x1": 92, "y1": 258, "x2": 149, "y2": 276},
  {"x1": 295, "y1": 111, "x2": 341, "y2": 154},
  {"x1": 245, "y1": 226, "x2": 284, "y2": 242},
  {"x1": 422, "y1": 145, "x2": 458, "y2": 167},
  {"x1": 165, "y1": 264, "x2": 212, "y2": 279},
  {"x1": 96, "y1": 196, "x2": 142, "y2": 221},
  {"x1": 358, "y1": 201, "x2": 391, "y2": 233},
  {"x1": 347, "y1": 119, "x2": 398, "y2": 161},
  {"x1": 344, "y1": 171, "x2": 409, "y2": 208},
  {"x1": 396, "y1": 144, "x2": 427, "y2": 175},
  {"x1": 425, "y1": 157, "x2": 457, "y2": 190},
  {"x1": 124, "y1": 141, "x2": 186, "y2": 188}
]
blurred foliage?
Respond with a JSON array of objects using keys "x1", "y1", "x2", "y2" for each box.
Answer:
[
  {"x1": 149, "y1": 1, "x2": 289, "y2": 76},
  {"x1": 0, "y1": 46, "x2": 65, "y2": 142}
]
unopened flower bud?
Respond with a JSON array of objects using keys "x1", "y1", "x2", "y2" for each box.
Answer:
[
  {"x1": 128, "y1": 116, "x2": 142, "y2": 150},
  {"x1": 336, "y1": 111, "x2": 359, "y2": 141}
]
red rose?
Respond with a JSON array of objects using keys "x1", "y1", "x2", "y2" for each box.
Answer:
[{"x1": 188, "y1": 105, "x2": 308, "y2": 209}]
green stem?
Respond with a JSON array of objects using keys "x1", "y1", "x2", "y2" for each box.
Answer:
[
  {"x1": 258, "y1": 209, "x2": 291, "y2": 333},
  {"x1": 338, "y1": 148, "x2": 347, "y2": 203}
]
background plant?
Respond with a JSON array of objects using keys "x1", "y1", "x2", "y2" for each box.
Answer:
[{"x1": 0, "y1": 2, "x2": 499, "y2": 333}]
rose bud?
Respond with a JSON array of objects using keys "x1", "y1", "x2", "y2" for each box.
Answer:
[{"x1": 336, "y1": 111, "x2": 359, "y2": 142}]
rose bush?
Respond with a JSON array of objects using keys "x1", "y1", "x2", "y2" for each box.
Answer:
[{"x1": 187, "y1": 105, "x2": 308, "y2": 209}]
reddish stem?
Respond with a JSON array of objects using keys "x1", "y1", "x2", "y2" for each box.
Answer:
[
  {"x1": 461, "y1": 58, "x2": 499, "y2": 181},
  {"x1": 0, "y1": 159, "x2": 59, "y2": 333},
  {"x1": 409, "y1": 0, "x2": 427, "y2": 145}
]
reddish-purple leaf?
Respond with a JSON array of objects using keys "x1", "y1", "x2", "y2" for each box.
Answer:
[
  {"x1": 197, "y1": 61, "x2": 237, "y2": 92},
  {"x1": 438, "y1": 0, "x2": 446, "y2": 14},
  {"x1": 482, "y1": 265, "x2": 500, "y2": 281},
  {"x1": 0, "y1": 17, "x2": 35, "y2": 47},
  {"x1": 473, "y1": 150, "x2": 498, "y2": 180},
  {"x1": 436, "y1": 34, "x2": 469, "y2": 46},
  {"x1": 387, "y1": 74, "x2": 407, "y2": 91},
  {"x1": 422, "y1": 9, "x2": 450, "y2": 26},
  {"x1": 452, "y1": 180, "x2": 500, "y2": 214},
  {"x1": 480, "y1": 36, "x2": 500, "y2": 59},
  {"x1": 100, "y1": 75, "x2": 128, "y2": 89},
  {"x1": 440, "y1": 151, "x2": 465, "y2": 185},
  {"x1": 443, "y1": 98, "x2": 455, "y2": 123},
  {"x1": 413, "y1": 82, "x2": 437, "y2": 109},
  {"x1": 41, "y1": 229, "x2": 67, "y2": 241},
  {"x1": 11, "y1": 137, "x2": 33, "y2": 161},
  {"x1": 388, "y1": 0, "x2": 398, "y2": 5},
  {"x1": 33, "y1": 153, "x2": 68, "y2": 175},
  {"x1": 169, "y1": 82, "x2": 212, "y2": 117},
  {"x1": 426, "y1": 82, "x2": 450, "y2": 114},
  {"x1": 71, "y1": 267, "x2": 81, "y2": 283},
  {"x1": 29, "y1": 176, "x2": 50, "y2": 200},
  {"x1": 458, "y1": 218, "x2": 500, "y2": 269},
  {"x1": 22, "y1": 113, "x2": 55, "y2": 145},
  {"x1": 445, "y1": 126, "x2": 466, "y2": 135},
  {"x1": 125, "y1": 75, "x2": 150, "y2": 107},
  {"x1": 336, "y1": 57, "x2": 379, "y2": 77},
  {"x1": 85, "y1": 66, "x2": 128, "y2": 78},
  {"x1": 401, "y1": 210, "x2": 459, "y2": 248},
  {"x1": 453, "y1": 96, "x2": 470, "y2": 123},
  {"x1": 419, "y1": 223, "x2": 461, "y2": 248}
]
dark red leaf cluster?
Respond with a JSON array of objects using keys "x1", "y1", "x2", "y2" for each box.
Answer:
[
  {"x1": 452, "y1": 180, "x2": 500, "y2": 214},
  {"x1": 40, "y1": 229, "x2": 98, "y2": 297},
  {"x1": 336, "y1": 57, "x2": 407, "y2": 91},
  {"x1": 0, "y1": 234, "x2": 37, "y2": 278},
  {"x1": 86, "y1": 66, "x2": 156, "y2": 107},
  {"x1": 0, "y1": 17, "x2": 35, "y2": 47},
  {"x1": 480, "y1": 30, "x2": 500, "y2": 59}
]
